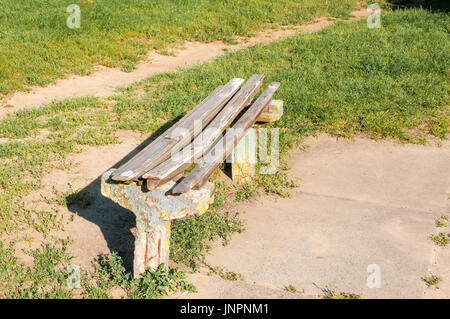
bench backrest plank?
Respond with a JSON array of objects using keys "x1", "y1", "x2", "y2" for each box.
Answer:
[
  {"x1": 111, "y1": 78, "x2": 244, "y2": 181},
  {"x1": 172, "y1": 82, "x2": 281, "y2": 194},
  {"x1": 142, "y1": 74, "x2": 265, "y2": 183}
]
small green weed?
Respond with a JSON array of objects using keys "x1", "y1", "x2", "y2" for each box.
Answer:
[
  {"x1": 0, "y1": 241, "x2": 74, "y2": 299},
  {"x1": 83, "y1": 253, "x2": 196, "y2": 299},
  {"x1": 235, "y1": 182, "x2": 258, "y2": 201},
  {"x1": 130, "y1": 264, "x2": 196, "y2": 299},
  {"x1": 285, "y1": 285, "x2": 303, "y2": 294},
  {"x1": 0, "y1": 0, "x2": 364, "y2": 95},
  {"x1": 256, "y1": 171, "x2": 298, "y2": 197},
  {"x1": 208, "y1": 266, "x2": 243, "y2": 281},
  {"x1": 323, "y1": 285, "x2": 362, "y2": 299},
  {"x1": 210, "y1": 181, "x2": 227, "y2": 209},
  {"x1": 48, "y1": 187, "x2": 95, "y2": 209},
  {"x1": 430, "y1": 233, "x2": 450, "y2": 247},
  {"x1": 423, "y1": 275, "x2": 441, "y2": 288},
  {"x1": 66, "y1": 189, "x2": 95, "y2": 208},
  {"x1": 436, "y1": 219, "x2": 447, "y2": 228}
]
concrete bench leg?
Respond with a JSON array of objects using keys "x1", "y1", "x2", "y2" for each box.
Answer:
[
  {"x1": 231, "y1": 128, "x2": 256, "y2": 184},
  {"x1": 101, "y1": 169, "x2": 214, "y2": 278},
  {"x1": 134, "y1": 218, "x2": 170, "y2": 276},
  {"x1": 230, "y1": 100, "x2": 284, "y2": 184}
]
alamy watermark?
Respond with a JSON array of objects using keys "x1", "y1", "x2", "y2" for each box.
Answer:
[
  {"x1": 66, "y1": 4, "x2": 81, "y2": 29},
  {"x1": 367, "y1": 4, "x2": 381, "y2": 29},
  {"x1": 66, "y1": 264, "x2": 81, "y2": 289}
]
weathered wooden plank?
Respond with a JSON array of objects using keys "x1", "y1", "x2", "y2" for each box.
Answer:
[
  {"x1": 111, "y1": 78, "x2": 244, "y2": 181},
  {"x1": 145, "y1": 172, "x2": 184, "y2": 191},
  {"x1": 111, "y1": 85, "x2": 224, "y2": 182},
  {"x1": 172, "y1": 82, "x2": 281, "y2": 194},
  {"x1": 142, "y1": 74, "x2": 265, "y2": 182}
]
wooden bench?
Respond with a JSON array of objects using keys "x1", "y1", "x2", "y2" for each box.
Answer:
[{"x1": 101, "y1": 75, "x2": 282, "y2": 277}]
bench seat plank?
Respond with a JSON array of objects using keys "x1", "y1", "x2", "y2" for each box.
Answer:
[
  {"x1": 172, "y1": 82, "x2": 281, "y2": 194},
  {"x1": 111, "y1": 78, "x2": 244, "y2": 181}
]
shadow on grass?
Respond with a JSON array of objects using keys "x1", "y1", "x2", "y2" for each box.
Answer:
[{"x1": 65, "y1": 117, "x2": 182, "y2": 273}]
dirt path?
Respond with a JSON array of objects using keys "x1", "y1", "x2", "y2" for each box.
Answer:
[{"x1": 0, "y1": 8, "x2": 369, "y2": 120}]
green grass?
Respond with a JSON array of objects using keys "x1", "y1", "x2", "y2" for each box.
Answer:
[
  {"x1": 86, "y1": 254, "x2": 196, "y2": 299},
  {"x1": 0, "y1": 239, "x2": 74, "y2": 298},
  {"x1": 111, "y1": 8, "x2": 448, "y2": 142},
  {"x1": 423, "y1": 274, "x2": 441, "y2": 288},
  {"x1": 0, "y1": 97, "x2": 115, "y2": 235},
  {"x1": 436, "y1": 214, "x2": 448, "y2": 227},
  {"x1": 46, "y1": 187, "x2": 95, "y2": 209},
  {"x1": 430, "y1": 232, "x2": 450, "y2": 247},
  {"x1": 235, "y1": 182, "x2": 258, "y2": 201},
  {"x1": 0, "y1": 7, "x2": 448, "y2": 298},
  {"x1": 284, "y1": 284, "x2": 303, "y2": 294},
  {"x1": 0, "y1": 0, "x2": 364, "y2": 96},
  {"x1": 0, "y1": 242, "x2": 196, "y2": 298},
  {"x1": 170, "y1": 208, "x2": 245, "y2": 271},
  {"x1": 322, "y1": 285, "x2": 362, "y2": 299}
]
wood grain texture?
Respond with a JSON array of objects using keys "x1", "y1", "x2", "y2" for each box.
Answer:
[
  {"x1": 142, "y1": 74, "x2": 264, "y2": 181},
  {"x1": 145, "y1": 172, "x2": 184, "y2": 191},
  {"x1": 111, "y1": 78, "x2": 244, "y2": 181},
  {"x1": 172, "y1": 82, "x2": 281, "y2": 194}
]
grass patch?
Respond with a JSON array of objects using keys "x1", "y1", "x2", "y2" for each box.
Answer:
[
  {"x1": 220, "y1": 271, "x2": 242, "y2": 281},
  {"x1": 0, "y1": 240, "x2": 74, "y2": 298},
  {"x1": 109, "y1": 8, "x2": 449, "y2": 142},
  {"x1": 209, "y1": 181, "x2": 227, "y2": 209},
  {"x1": 436, "y1": 214, "x2": 448, "y2": 227},
  {"x1": 47, "y1": 187, "x2": 95, "y2": 209},
  {"x1": 85, "y1": 254, "x2": 196, "y2": 299},
  {"x1": 130, "y1": 264, "x2": 196, "y2": 299},
  {"x1": 235, "y1": 182, "x2": 258, "y2": 201},
  {"x1": 0, "y1": 0, "x2": 364, "y2": 96},
  {"x1": 208, "y1": 265, "x2": 244, "y2": 281},
  {"x1": 0, "y1": 97, "x2": 113, "y2": 234},
  {"x1": 256, "y1": 170, "x2": 299, "y2": 197},
  {"x1": 423, "y1": 274, "x2": 441, "y2": 288},
  {"x1": 436, "y1": 219, "x2": 447, "y2": 228},
  {"x1": 285, "y1": 284, "x2": 303, "y2": 294},
  {"x1": 322, "y1": 285, "x2": 362, "y2": 299},
  {"x1": 170, "y1": 209, "x2": 245, "y2": 271},
  {"x1": 0, "y1": 245, "x2": 196, "y2": 299},
  {"x1": 430, "y1": 233, "x2": 450, "y2": 247}
]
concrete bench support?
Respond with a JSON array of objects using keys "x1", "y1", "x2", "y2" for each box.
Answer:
[
  {"x1": 231, "y1": 99, "x2": 284, "y2": 184},
  {"x1": 101, "y1": 169, "x2": 214, "y2": 278}
]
